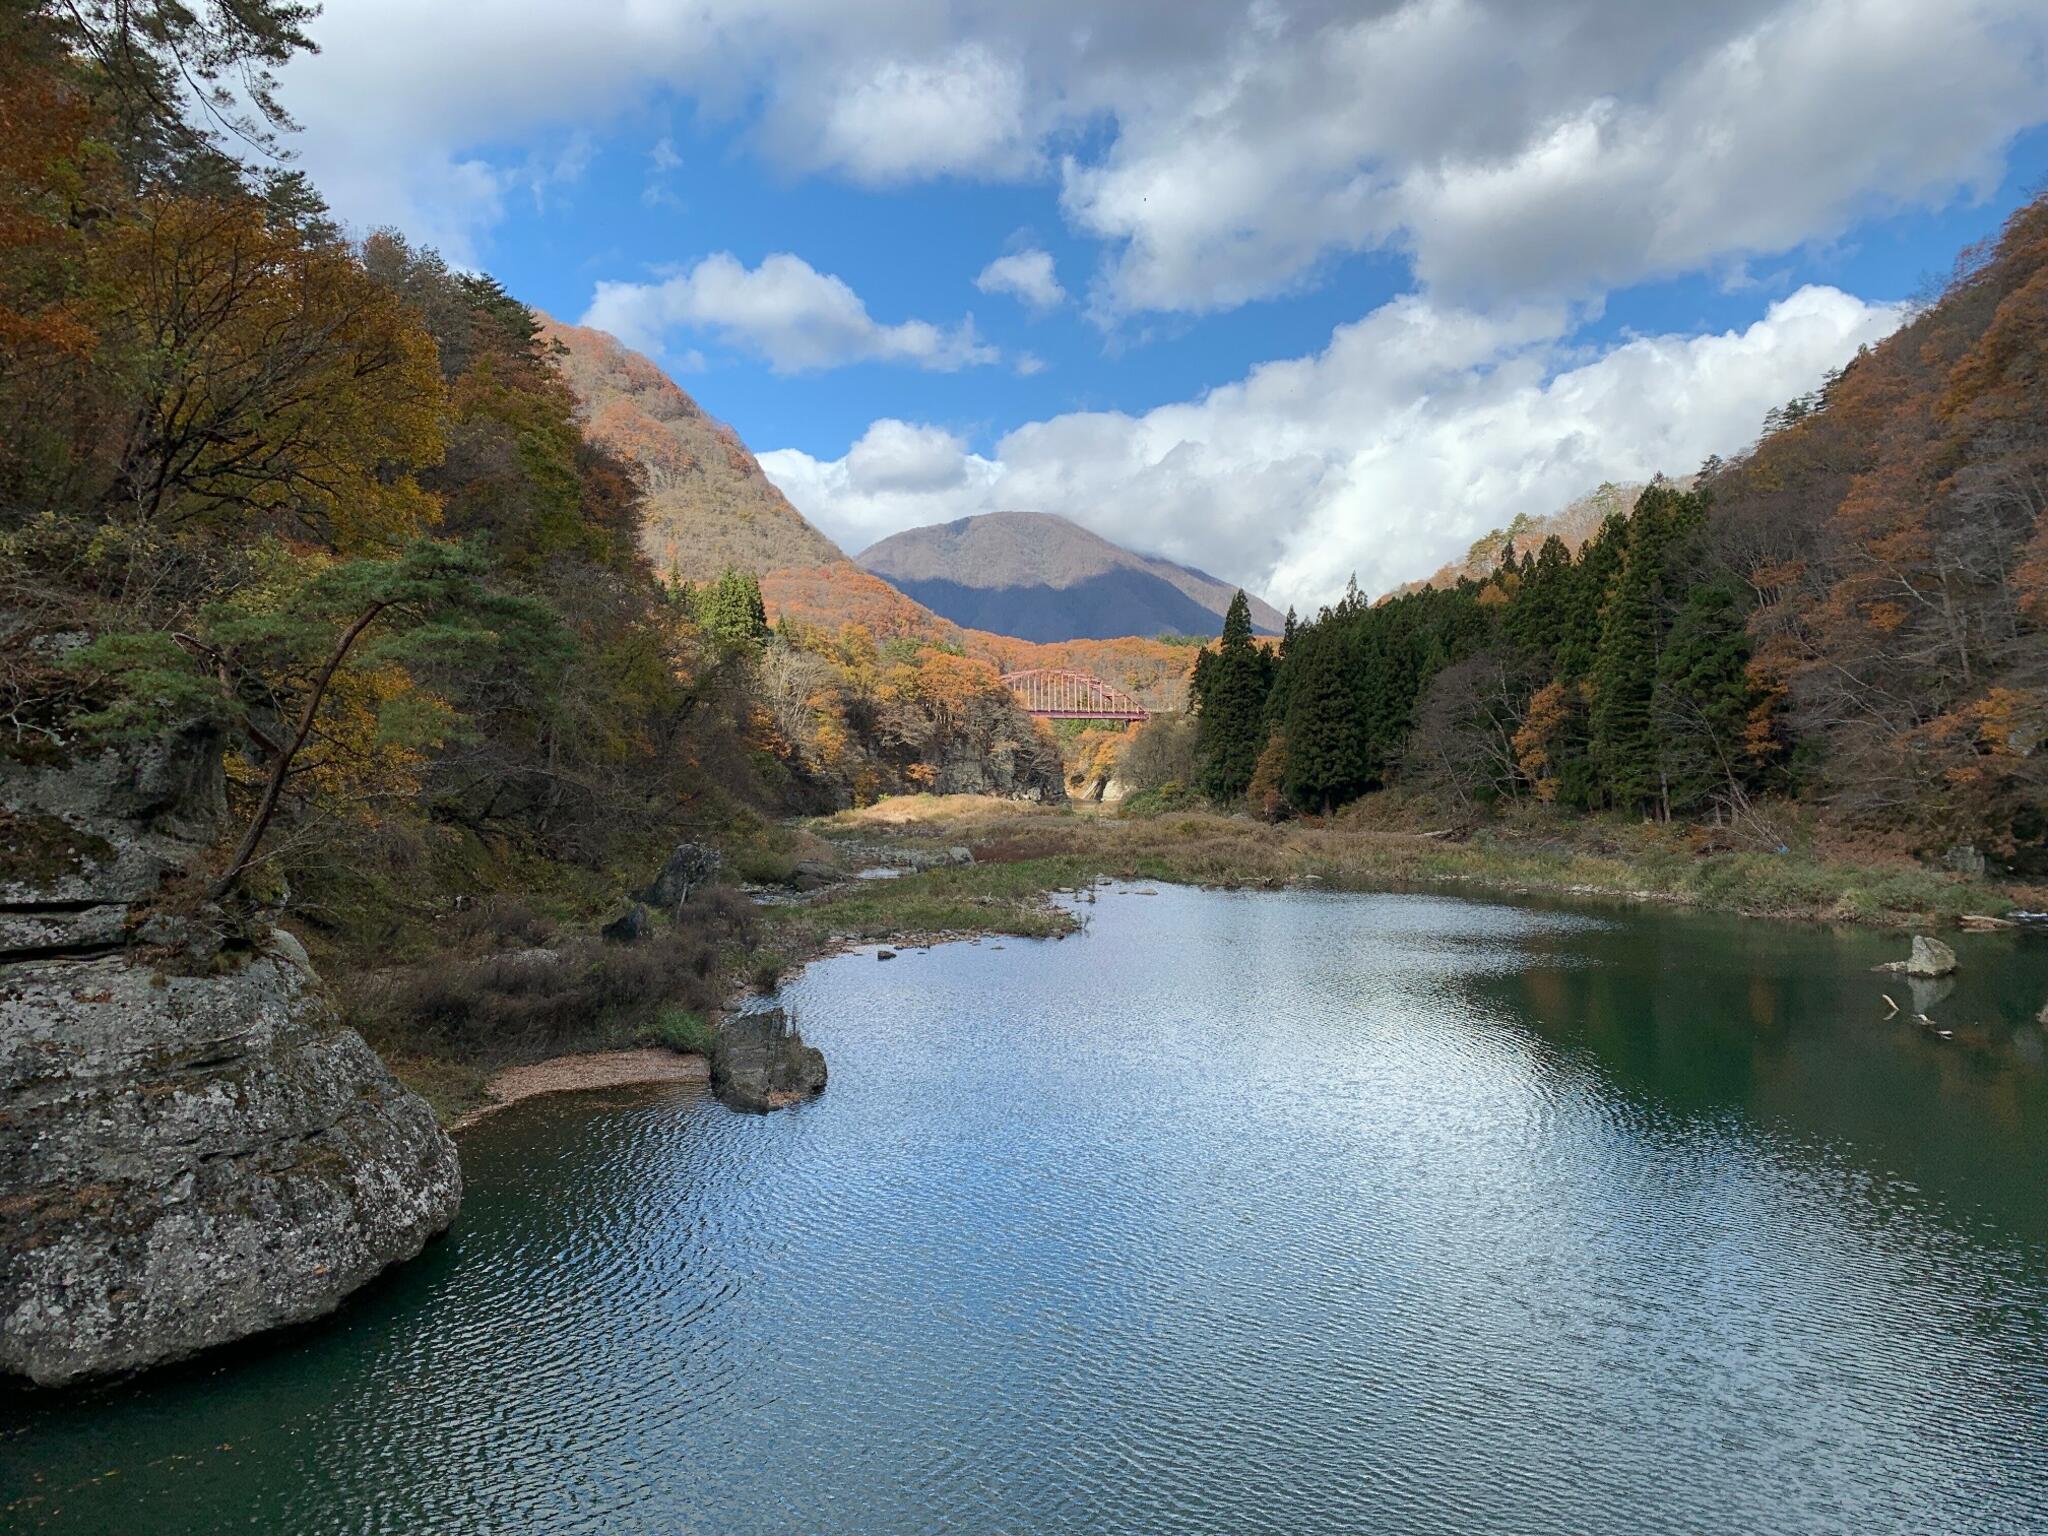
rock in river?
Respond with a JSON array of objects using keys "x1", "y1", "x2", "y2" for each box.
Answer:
[
  {"x1": 1906, "y1": 935, "x2": 1959, "y2": 978},
  {"x1": 2, "y1": 724, "x2": 460, "y2": 1387},
  {"x1": 709, "y1": 1008, "x2": 827, "y2": 1114}
]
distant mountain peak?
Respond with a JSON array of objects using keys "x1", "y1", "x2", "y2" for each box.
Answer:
[{"x1": 856, "y1": 510, "x2": 1284, "y2": 643}]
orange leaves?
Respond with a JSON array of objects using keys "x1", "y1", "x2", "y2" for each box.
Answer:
[
  {"x1": 895, "y1": 650, "x2": 1002, "y2": 713},
  {"x1": 99, "y1": 195, "x2": 445, "y2": 549},
  {"x1": 1247, "y1": 732, "x2": 1289, "y2": 822},
  {"x1": 1740, "y1": 658, "x2": 1790, "y2": 768},
  {"x1": 1512, "y1": 680, "x2": 1574, "y2": 803},
  {"x1": 0, "y1": 26, "x2": 111, "y2": 370},
  {"x1": 1961, "y1": 688, "x2": 2044, "y2": 759}
]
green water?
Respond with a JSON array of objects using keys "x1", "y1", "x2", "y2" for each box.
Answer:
[{"x1": 5, "y1": 887, "x2": 2047, "y2": 1533}]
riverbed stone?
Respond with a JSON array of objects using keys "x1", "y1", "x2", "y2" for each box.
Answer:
[
  {"x1": 789, "y1": 858, "x2": 841, "y2": 891},
  {"x1": 1906, "y1": 935, "x2": 1959, "y2": 977},
  {"x1": 709, "y1": 1008, "x2": 826, "y2": 1114}
]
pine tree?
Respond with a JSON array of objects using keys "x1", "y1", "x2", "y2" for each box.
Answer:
[
  {"x1": 696, "y1": 566, "x2": 770, "y2": 653},
  {"x1": 1588, "y1": 486, "x2": 1700, "y2": 815},
  {"x1": 1193, "y1": 591, "x2": 1271, "y2": 802},
  {"x1": 1282, "y1": 624, "x2": 1367, "y2": 812},
  {"x1": 1652, "y1": 580, "x2": 1756, "y2": 814},
  {"x1": 1264, "y1": 606, "x2": 1301, "y2": 728},
  {"x1": 1557, "y1": 514, "x2": 1626, "y2": 681},
  {"x1": 1504, "y1": 535, "x2": 1574, "y2": 669}
]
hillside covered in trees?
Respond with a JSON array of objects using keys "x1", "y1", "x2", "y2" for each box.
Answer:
[
  {"x1": 537, "y1": 320, "x2": 1212, "y2": 714},
  {"x1": 0, "y1": 1, "x2": 1063, "y2": 1031},
  {"x1": 1176, "y1": 199, "x2": 2047, "y2": 872}
]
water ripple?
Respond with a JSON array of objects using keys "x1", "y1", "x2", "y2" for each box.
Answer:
[{"x1": 5, "y1": 886, "x2": 2048, "y2": 1534}]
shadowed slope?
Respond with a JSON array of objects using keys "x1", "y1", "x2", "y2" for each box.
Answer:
[{"x1": 858, "y1": 511, "x2": 1285, "y2": 640}]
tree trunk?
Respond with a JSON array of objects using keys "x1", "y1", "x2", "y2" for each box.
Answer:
[{"x1": 208, "y1": 600, "x2": 390, "y2": 901}]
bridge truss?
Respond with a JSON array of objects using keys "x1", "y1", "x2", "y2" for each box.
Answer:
[{"x1": 999, "y1": 668, "x2": 1149, "y2": 724}]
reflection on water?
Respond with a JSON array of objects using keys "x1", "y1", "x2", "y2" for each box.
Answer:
[{"x1": 5, "y1": 886, "x2": 2046, "y2": 1534}]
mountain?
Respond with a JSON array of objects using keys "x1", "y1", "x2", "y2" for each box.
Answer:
[
  {"x1": 856, "y1": 511, "x2": 1286, "y2": 642},
  {"x1": 538, "y1": 316, "x2": 843, "y2": 581},
  {"x1": 1390, "y1": 481, "x2": 1653, "y2": 597},
  {"x1": 539, "y1": 324, "x2": 1212, "y2": 709}
]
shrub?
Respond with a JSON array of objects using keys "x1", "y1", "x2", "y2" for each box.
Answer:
[
  {"x1": 749, "y1": 952, "x2": 786, "y2": 993},
  {"x1": 357, "y1": 892, "x2": 756, "y2": 1062},
  {"x1": 643, "y1": 1006, "x2": 717, "y2": 1055},
  {"x1": 449, "y1": 894, "x2": 557, "y2": 953},
  {"x1": 1119, "y1": 781, "x2": 1196, "y2": 817},
  {"x1": 730, "y1": 844, "x2": 797, "y2": 884}
]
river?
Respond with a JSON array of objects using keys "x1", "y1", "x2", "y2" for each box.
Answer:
[{"x1": 5, "y1": 885, "x2": 2047, "y2": 1533}]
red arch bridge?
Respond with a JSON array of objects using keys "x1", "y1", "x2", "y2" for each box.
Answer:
[{"x1": 999, "y1": 668, "x2": 1149, "y2": 725}]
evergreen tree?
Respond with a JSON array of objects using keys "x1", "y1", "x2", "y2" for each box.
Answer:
[
  {"x1": 1282, "y1": 624, "x2": 1367, "y2": 812},
  {"x1": 696, "y1": 566, "x2": 771, "y2": 653},
  {"x1": 1504, "y1": 535, "x2": 1574, "y2": 669},
  {"x1": 1557, "y1": 515, "x2": 1626, "y2": 680},
  {"x1": 1193, "y1": 591, "x2": 1271, "y2": 802},
  {"x1": 1588, "y1": 486, "x2": 1701, "y2": 815},
  {"x1": 1652, "y1": 580, "x2": 1756, "y2": 814},
  {"x1": 1263, "y1": 606, "x2": 1301, "y2": 729}
]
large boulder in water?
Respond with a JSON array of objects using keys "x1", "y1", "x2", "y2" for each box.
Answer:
[
  {"x1": 1, "y1": 719, "x2": 460, "y2": 1387},
  {"x1": 1906, "y1": 935, "x2": 1959, "y2": 977},
  {"x1": 0, "y1": 941, "x2": 462, "y2": 1386},
  {"x1": 710, "y1": 1008, "x2": 826, "y2": 1113}
]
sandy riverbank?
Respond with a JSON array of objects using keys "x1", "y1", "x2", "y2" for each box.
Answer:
[{"x1": 450, "y1": 1047, "x2": 710, "y2": 1133}]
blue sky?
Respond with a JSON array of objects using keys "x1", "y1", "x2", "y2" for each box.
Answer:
[{"x1": 278, "y1": 1, "x2": 2048, "y2": 610}]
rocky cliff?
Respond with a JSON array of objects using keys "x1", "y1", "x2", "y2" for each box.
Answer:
[{"x1": 1, "y1": 721, "x2": 461, "y2": 1387}]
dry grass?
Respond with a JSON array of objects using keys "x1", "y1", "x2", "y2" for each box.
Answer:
[
  {"x1": 348, "y1": 887, "x2": 757, "y2": 1067},
  {"x1": 807, "y1": 794, "x2": 2034, "y2": 928},
  {"x1": 826, "y1": 793, "x2": 1069, "y2": 832}
]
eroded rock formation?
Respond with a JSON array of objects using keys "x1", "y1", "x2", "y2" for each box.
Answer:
[{"x1": 1, "y1": 727, "x2": 461, "y2": 1387}]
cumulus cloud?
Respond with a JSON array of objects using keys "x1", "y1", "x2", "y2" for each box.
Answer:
[
  {"x1": 975, "y1": 249, "x2": 1066, "y2": 310},
  {"x1": 277, "y1": 0, "x2": 2048, "y2": 306},
  {"x1": 761, "y1": 286, "x2": 1904, "y2": 606},
  {"x1": 581, "y1": 253, "x2": 998, "y2": 373},
  {"x1": 761, "y1": 421, "x2": 1000, "y2": 551},
  {"x1": 774, "y1": 44, "x2": 1039, "y2": 184},
  {"x1": 1063, "y1": 0, "x2": 2048, "y2": 313}
]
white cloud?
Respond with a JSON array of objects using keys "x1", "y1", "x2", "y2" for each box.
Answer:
[
  {"x1": 975, "y1": 249, "x2": 1066, "y2": 311},
  {"x1": 643, "y1": 134, "x2": 684, "y2": 208},
  {"x1": 278, "y1": 0, "x2": 2048, "y2": 307},
  {"x1": 845, "y1": 421, "x2": 984, "y2": 494},
  {"x1": 1063, "y1": 0, "x2": 2048, "y2": 313},
  {"x1": 581, "y1": 253, "x2": 999, "y2": 373},
  {"x1": 777, "y1": 44, "x2": 1038, "y2": 184},
  {"x1": 761, "y1": 286, "x2": 1904, "y2": 606},
  {"x1": 522, "y1": 131, "x2": 595, "y2": 214},
  {"x1": 761, "y1": 421, "x2": 1001, "y2": 550}
]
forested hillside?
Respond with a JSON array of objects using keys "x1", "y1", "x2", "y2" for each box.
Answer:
[
  {"x1": 1388, "y1": 482, "x2": 1652, "y2": 597},
  {"x1": 536, "y1": 322, "x2": 1211, "y2": 712},
  {"x1": 0, "y1": 0, "x2": 1061, "y2": 1045},
  {"x1": 1175, "y1": 199, "x2": 2046, "y2": 871},
  {"x1": 540, "y1": 317, "x2": 843, "y2": 581}
]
